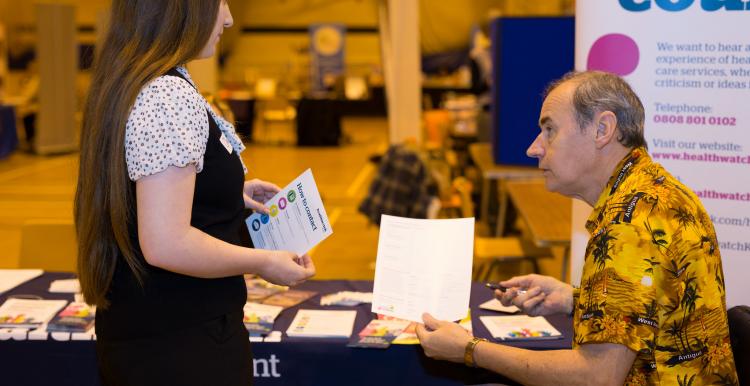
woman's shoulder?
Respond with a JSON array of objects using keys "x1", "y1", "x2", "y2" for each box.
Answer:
[
  {"x1": 128, "y1": 72, "x2": 205, "y2": 123},
  {"x1": 136, "y1": 72, "x2": 200, "y2": 103}
]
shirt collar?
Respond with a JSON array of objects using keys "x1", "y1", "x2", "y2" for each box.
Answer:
[
  {"x1": 175, "y1": 66, "x2": 197, "y2": 89},
  {"x1": 585, "y1": 147, "x2": 649, "y2": 234}
]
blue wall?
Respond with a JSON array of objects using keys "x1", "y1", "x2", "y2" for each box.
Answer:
[{"x1": 490, "y1": 17, "x2": 574, "y2": 166}]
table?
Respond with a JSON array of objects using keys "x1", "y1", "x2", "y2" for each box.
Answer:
[
  {"x1": 225, "y1": 96, "x2": 256, "y2": 139},
  {"x1": 468, "y1": 142, "x2": 541, "y2": 236},
  {"x1": 295, "y1": 97, "x2": 342, "y2": 146},
  {"x1": 0, "y1": 273, "x2": 573, "y2": 386},
  {"x1": 0, "y1": 105, "x2": 18, "y2": 159},
  {"x1": 506, "y1": 180, "x2": 572, "y2": 280}
]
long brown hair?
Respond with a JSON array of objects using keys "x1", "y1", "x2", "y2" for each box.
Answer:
[{"x1": 75, "y1": 0, "x2": 220, "y2": 308}]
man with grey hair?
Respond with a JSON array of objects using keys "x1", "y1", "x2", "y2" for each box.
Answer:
[{"x1": 417, "y1": 71, "x2": 737, "y2": 385}]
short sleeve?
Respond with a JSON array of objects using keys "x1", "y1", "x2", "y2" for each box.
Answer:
[
  {"x1": 124, "y1": 75, "x2": 209, "y2": 181},
  {"x1": 574, "y1": 222, "x2": 660, "y2": 354}
]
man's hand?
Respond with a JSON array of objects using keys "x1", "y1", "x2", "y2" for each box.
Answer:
[
  {"x1": 243, "y1": 179, "x2": 281, "y2": 213},
  {"x1": 415, "y1": 313, "x2": 473, "y2": 363},
  {"x1": 258, "y1": 251, "x2": 315, "y2": 286},
  {"x1": 497, "y1": 274, "x2": 573, "y2": 316}
]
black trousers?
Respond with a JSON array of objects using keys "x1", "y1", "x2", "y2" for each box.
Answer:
[{"x1": 96, "y1": 311, "x2": 252, "y2": 386}]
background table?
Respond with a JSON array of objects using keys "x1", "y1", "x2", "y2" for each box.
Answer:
[
  {"x1": 0, "y1": 105, "x2": 18, "y2": 159},
  {"x1": 506, "y1": 180, "x2": 572, "y2": 280},
  {"x1": 468, "y1": 142, "x2": 541, "y2": 235},
  {"x1": 1, "y1": 273, "x2": 573, "y2": 386},
  {"x1": 295, "y1": 97, "x2": 342, "y2": 146}
]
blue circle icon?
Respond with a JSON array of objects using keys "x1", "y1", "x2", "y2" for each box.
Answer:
[
  {"x1": 261, "y1": 214, "x2": 270, "y2": 224},
  {"x1": 251, "y1": 219, "x2": 261, "y2": 231}
]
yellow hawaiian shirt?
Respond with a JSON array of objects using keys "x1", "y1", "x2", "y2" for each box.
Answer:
[{"x1": 573, "y1": 147, "x2": 738, "y2": 385}]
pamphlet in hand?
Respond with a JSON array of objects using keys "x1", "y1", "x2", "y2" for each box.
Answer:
[
  {"x1": 243, "y1": 302, "x2": 283, "y2": 337},
  {"x1": 372, "y1": 215, "x2": 474, "y2": 323},
  {"x1": 479, "y1": 315, "x2": 562, "y2": 341},
  {"x1": 46, "y1": 302, "x2": 96, "y2": 333},
  {"x1": 245, "y1": 169, "x2": 333, "y2": 256},
  {"x1": 286, "y1": 309, "x2": 357, "y2": 338},
  {"x1": 0, "y1": 298, "x2": 67, "y2": 328}
]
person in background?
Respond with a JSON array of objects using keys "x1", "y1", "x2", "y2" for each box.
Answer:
[
  {"x1": 75, "y1": 1, "x2": 315, "y2": 385},
  {"x1": 417, "y1": 71, "x2": 738, "y2": 385}
]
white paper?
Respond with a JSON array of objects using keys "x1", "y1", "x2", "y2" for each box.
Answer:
[
  {"x1": 246, "y1": 169, "x2": 333, "y2": 256},
  {"x1": 48, "y1": 279, "x2": 80, "y2": 293},
  {"x1": 478, "y1": 298, "x2": 520, "y2": 314},
  {"x1": 479, "y1": 315, "x2": 561, "y2": 340},
  {"x1": 372, "y1": 215, "x2": 474, "y2": 323},
  {"x1": 286, "y1": 309, "x2": 357, "y2": 338},
  {"x1": 0, "y1": 269, "x2": 43, "y2": 294}
]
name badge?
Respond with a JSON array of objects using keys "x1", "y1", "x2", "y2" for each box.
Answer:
[{"x1": 219, "y1": 133, "x2": 233, "y2": 154}]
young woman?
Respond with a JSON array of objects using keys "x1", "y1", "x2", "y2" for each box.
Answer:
[{"x1": 74, "y1": 1, "x2": 315, "y2": 384}]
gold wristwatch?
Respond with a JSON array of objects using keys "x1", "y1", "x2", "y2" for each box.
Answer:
[{"x1": 464, "y1": 337, "x2": 487, "y2": 367}]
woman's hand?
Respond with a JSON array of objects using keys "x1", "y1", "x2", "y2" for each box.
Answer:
[
  {"x1": 258, "y1": 251, "x2": 315, "y2": 286},
  {"x1": 243, "y1": 179, "x2": 281, "y2": 213}
]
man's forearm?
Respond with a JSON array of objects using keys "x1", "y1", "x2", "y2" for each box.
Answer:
[{"x1": 473, "y1": 342, "x2": 634, "y2": 386}]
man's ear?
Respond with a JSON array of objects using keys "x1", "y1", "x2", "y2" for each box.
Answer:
[{"x1": 593, "y1": 111, "x2": 617, "y2": 149}]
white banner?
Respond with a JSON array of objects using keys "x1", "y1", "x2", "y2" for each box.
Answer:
[{"x1": 574, "y1": 1, "x2": 749, "y2": 307}]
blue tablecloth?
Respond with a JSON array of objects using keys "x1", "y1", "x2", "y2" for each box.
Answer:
[
  {"x1": 0, "y1": 273, "x2": 573, "y2": 385},
  {"x1": 0, "y1": 105, "x2": 18, "y2": 159}
]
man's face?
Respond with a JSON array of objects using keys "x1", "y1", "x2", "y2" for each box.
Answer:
[{"x1": 526, "y1": 81, "x2": 597, "y2": 199}]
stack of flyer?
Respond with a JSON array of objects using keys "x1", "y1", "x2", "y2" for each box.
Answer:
[
  {"x1": 262, "y1": 290, "x2": 317, "y2": 309},
  {"x1": 0, "y1": 269, "x2": 43, "y2": 294},
  {"x1": 286, "y1": 309, "x2": 357, "y2": 338},
  {"x1": 0, "y1": 298, "x2": 67, "y2": 329},
  {"x1": 320, "y1": 291, "x2": 372, "y2": 306},
  {"x1": 244, "y1": 276, "x2": 287, "y2": 302}
]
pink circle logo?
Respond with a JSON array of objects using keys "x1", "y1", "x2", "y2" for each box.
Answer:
[{"x1": 587, "y1": 34, "x2": 640, "y2": 76}]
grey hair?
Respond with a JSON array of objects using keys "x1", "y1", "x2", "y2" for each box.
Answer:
[{"x1": 545, "y1": 71, "x2": 647, "y2": 149}]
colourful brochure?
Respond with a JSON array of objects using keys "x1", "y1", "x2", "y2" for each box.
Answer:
[
  {"x1": 348, "y1": 319, "x2": 411, "y2": 349},
  {"x1": 46, "y1": 302, "x2": 96, "y2": 333},
  {"x1": 243, "y1": 302, "x2": 283, "y2": 337},
  {"x1": 246, "y1": 169, "x2": 333, "y2": 256}
]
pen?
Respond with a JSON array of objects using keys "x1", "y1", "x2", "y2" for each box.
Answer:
[
  {"x1": 485, "y1": 282, "x2": 508, "y2": 292},
  {"x1": 485, "y1": 282, "x2": 527, "y2": 295}
]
